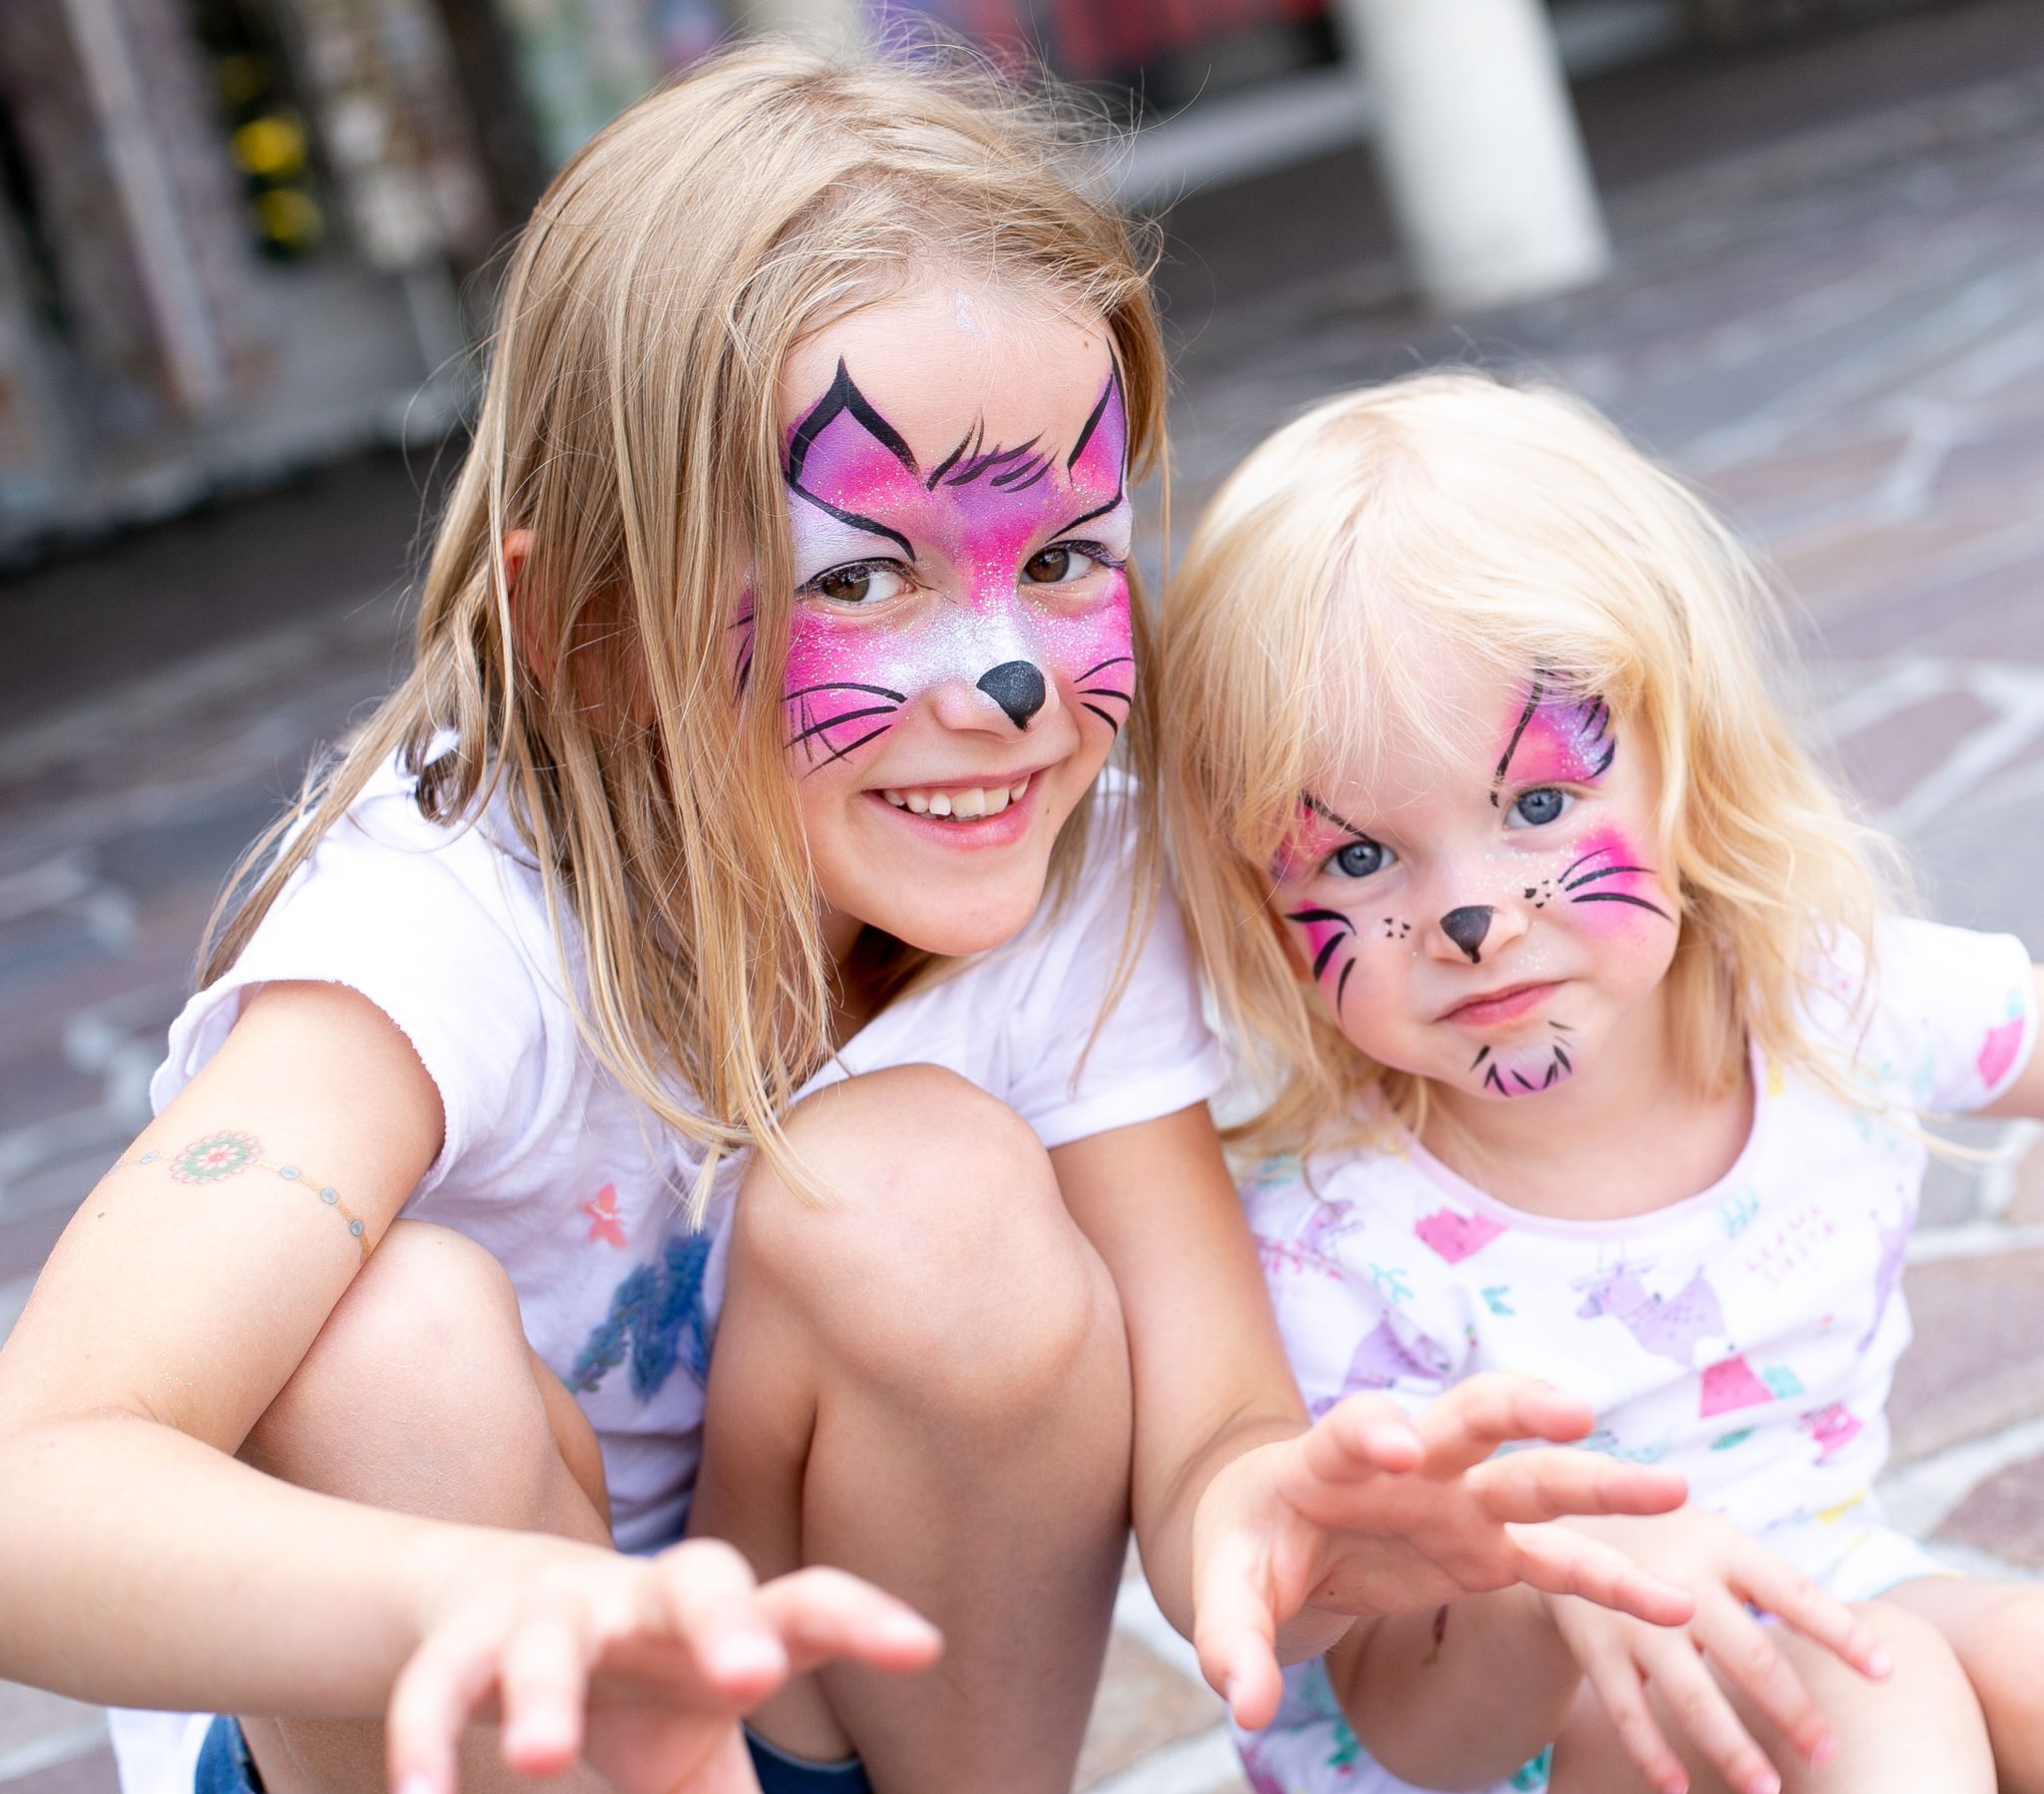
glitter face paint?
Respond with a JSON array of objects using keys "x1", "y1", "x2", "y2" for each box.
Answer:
[
  {"x1": 1272, "y1": 675, "x2": 1678, "y2": 1104},
  {"x1": 772, "y1": 359, "x2": 1132, "y2": 771}
]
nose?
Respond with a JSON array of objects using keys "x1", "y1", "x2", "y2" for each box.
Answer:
[
  {"x1": 1439, "y1": 905, "x2": 1494, "y2": 964},
  {"x1": 976, "y1": 661, "x2": 1047, "y2": 729}
]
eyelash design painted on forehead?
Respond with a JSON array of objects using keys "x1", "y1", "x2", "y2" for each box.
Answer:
[{"x1": 1491, "y1": 677, "x2": 1617, "y2": 806}]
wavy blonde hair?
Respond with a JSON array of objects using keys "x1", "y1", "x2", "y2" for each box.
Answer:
[
  {"x1": 205, "y1": 38, "x2": 1167, "y2": 1210},
  {"x1": 1165, "y1": 369, "x2": 1895, "y2": 1158}
]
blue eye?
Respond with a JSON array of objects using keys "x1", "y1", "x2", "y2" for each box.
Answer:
[
  {"x1": 1330, "y1": 838, "x2": 1391, "y2": 878},
  {"x1": 1509, "y1": 787, "x2": 1570, "y2": 828}
]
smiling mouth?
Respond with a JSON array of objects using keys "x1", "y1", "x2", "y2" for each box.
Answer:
[{"x1": 879, "y1": 773, "x2": 1034, "y2": 820}]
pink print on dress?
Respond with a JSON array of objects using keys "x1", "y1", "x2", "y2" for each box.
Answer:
[
  {"x1": 1699, "y1": 1353, "x2": 1775, "y2": 1417},
  {"x1": 1307, "y1": 1318, "x2": 1455, "y2": 1415},
  {"x1": 1979, "y1": 1015, "x2": 2026, "y2": 1091},
  {"x1": 1574, "y1": 1259, "x2": 1728, "y2": 1365},
  {"x1": 1856, "y1": 1208, "x2": 1911, "y2": 1352},
  {"x1": 773, "y1": 360, "x2": 1132, "y2": 770},
  {"x1": 1414, "y1": 1207, "x2": 1508, "y2": 1264},
  {"x1": 1799, "y1": 1402, "x2": 1862, "y2": 1461},
  {"x1": 582, "y1": 1182, "x2": 626, "y2": 1248}
]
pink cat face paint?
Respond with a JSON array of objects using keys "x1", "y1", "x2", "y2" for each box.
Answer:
[
  {"x1": 768, "y1": 286, "x2": 1131, "y2": 962},
  {"x1": 1272, "y1": 666, "x2": 1679, "y2": 1112},
  {"x1": 776, "y1": 357, "x2": 1131, "y2": 770}
]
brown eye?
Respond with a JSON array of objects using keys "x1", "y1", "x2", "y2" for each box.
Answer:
[
  {"x1": 1024, "y1": 544, "x2": 1102, "y2": 586},
  {"x1": 803, "y1": 563, "x2": 907, "y2": 607}
]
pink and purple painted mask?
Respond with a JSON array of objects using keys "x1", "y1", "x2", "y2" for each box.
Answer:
[{"x1": 766, "y1": 358, "x2": 1133, "y2": 770}]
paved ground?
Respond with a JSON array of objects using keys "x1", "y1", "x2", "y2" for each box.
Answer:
[{"x1": 5, "y1": 3, "x2": 2044, "y2": 1787}]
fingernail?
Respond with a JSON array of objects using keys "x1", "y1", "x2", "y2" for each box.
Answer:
[
  {"x1": 1810, "y1": 1735, "x2": 1837, "y2": 1767},
  {"x1": 396, "y1": 1775, "x2": 437, "y2": 1794},
  {"x1": 709, "y1": 1630, "x2": 785, "y2": 1679},
  {"x1": 1868, "y1": 1645, "x2": 1893, "y2": 1677},
  {"x1": 1751, "y1": 1775, "x2": 1780, "y2": 1794},
  {"x1": 881, "y1": 1611, "x2": 940, "y2": 1649},
  {"x1": 1221, "y1": 1673, "x2": 1240, "y2": 1711}
]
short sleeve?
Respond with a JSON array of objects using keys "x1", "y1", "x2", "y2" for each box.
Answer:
[
  {"x1": 1001, "y1": 818, "x2": 1230, "y2": 1148},
  {"x1": 1854, "y1": 916, "x2": 2039, "y2": 1115},
  {"x1": 151, "y1": 796, "x2": 556, "y2": 1200}
]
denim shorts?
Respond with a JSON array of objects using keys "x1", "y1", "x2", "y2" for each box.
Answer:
[{"x1": 194, "y1": 1714, "x2": 869, "y2": 1794}]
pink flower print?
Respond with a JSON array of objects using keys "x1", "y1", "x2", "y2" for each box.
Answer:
[
  {"x1": 1978, "y1": 1015, "x2": 2026, "y2": 1092},
  {"x1": 1414, "y1": 1207, "x2": 1507, "y2": 1264},
  {"x1": 1799, "y1": 1403, "x2": 1862, "y2": 1462},
  {"x1": 1857, "y1": 1209, "x2": 1910, "y2": 1352},
  {"x1": 1699, "y1": 1354, "x2": 1775, "y2": 1418},
  {"x1": 582, "y1": 1182, "x2": 626, "y2": 1248}
]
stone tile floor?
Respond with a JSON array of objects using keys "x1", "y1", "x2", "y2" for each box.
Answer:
[{"x1": 5, "y1": 3, "x2": 2044, "y2": 1787}]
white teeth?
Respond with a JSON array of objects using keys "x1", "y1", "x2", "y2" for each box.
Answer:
[{"x1": 884, "y1": 777, "x2": 1028, "y2": 818}]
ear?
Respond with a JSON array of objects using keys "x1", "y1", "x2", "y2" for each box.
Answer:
[{"x1": 500, "y1": 530, "x2": 545, "y2": 685}]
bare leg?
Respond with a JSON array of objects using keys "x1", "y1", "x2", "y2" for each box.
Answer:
[
  {"x1": 1885, "y1": 1575, "x2": 2044, "y2": 1792},
  {"x1": 1550, "y1": 1598, "x2": 1992, "y2": 1794},
  {"x1": 689, "y1": 1065, "x2": 1134, "y2": 1794},
  {"x1": 234, "y1": 1222, "x2": 613, "y2": 1794}
]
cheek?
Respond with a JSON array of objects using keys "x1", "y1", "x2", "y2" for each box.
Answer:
[{"x1": 1035, "y1": 569, "x2": 1133, "y2": 690}]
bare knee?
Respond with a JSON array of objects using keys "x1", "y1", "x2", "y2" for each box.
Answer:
[
  {"x1": 1935, "y1": 1586, "x2": 2044, "y2": 1744},
  {"x1": 244, "y1": 1221, "x2": 599, "y2": 1529},
  {"x1": 734, "y1": 1066, "x2": 1123, "y2": 1425}
]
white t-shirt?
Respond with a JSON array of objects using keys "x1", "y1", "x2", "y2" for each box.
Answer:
[
  {"x1": 151, "y1": 752, "x2": 1225, "y2": 1550},
  {"x1": 1244, "y1": 917, "x2": 2037, "y2": 1549},
  {"x1": 113, "y1": 752, "x2": 1226, "y2": 1794}
]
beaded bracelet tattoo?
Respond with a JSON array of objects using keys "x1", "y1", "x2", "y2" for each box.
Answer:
[{"x1": 107, "y1": 1130, "x2": 370, "y2": 1265}]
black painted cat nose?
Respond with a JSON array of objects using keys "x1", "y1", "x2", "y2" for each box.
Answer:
[
  {"x1": 1440, "y1": 906, "x2": 1494, "y2": 964},
  {"x1": 976, "y1": 661, "x2": 1047, "y2": 729}
]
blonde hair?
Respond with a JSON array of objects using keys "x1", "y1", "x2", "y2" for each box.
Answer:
[
  {"x1": 205, "y1": 39, "x2": 1167, "y2": 1209},
  {"x1": 1165, "y1": 369, "x2": 1895, "y2": 1158}
]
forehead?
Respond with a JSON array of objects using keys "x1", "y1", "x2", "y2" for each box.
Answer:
[{"x1": 776, "y1": 282, "x2": 1116, "y2": 460}]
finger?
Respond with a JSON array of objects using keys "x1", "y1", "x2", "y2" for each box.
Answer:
[
  {"x1": 1297, "y1": 1395, "x2": 1423, "y2": 1488},
  {"x1": 1735, "y1": 1555, "x2": 1892, "y2": 1682},
  {"x1": 496, "y1": 1604, "x2": 593, "y2": 1776},
  {"x1": 1413, "y1": 1373, "x2": 1597, "y2": 1475},
  {"x1": 1642, "y1": 1636, "x2": 1784, "y2": 1794},
  {"x1": 1691, "y1": 1592, "x2": 1833, "y2": 1769},
  {"x1": 1504, "y1": 1523, "x2": 1695, "y2": 1627},
  {"x1": 1191, "y1": 1532, "x2": 1283, "y2": 1730},
  {"x1": 1472, "y1": 1449, "x2": 1688, "y2": 1525},
  {"x1": 386, "y1": 1605, "x2": 512, "y2": 1794},
  {"x1": 655, "y1": 1539, "x2": 789, "y2": 1702},
  {"x1": 754, "y1": 1568, "x2": 943, "y2": 1677},
  {"x1": 1579, "y1": 1647, "x2": 1690, "y2": 1794}
]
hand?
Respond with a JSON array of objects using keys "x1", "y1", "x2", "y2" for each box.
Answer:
[
  {"x1": 1546, "y1": 1511, "x2": 1892, "y2": 1794},
  {"x1": 1194, "y1": 1373, "x2": 1692, "y2": 1729},
  {"x1": 388, "y1": 1536, "x2": 940, "y2": 1794}
]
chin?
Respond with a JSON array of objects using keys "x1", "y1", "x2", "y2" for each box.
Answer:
[{"x1": 871, "y1": 882, "x2": 1044, "y2": 957}]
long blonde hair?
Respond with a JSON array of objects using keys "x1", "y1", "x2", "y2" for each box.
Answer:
[
  {"x1": 205, "y1": 39, "x2": 1168, "y2": 1207},
  {"x1": 1165, "y1": 369, "x2": 1895, "y2": 1158}
]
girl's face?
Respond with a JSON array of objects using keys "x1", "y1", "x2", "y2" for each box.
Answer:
[
  {"x1": 1271, "y1": 656, "x2": 1681, "y2": 1110},
  {"x1": 769, "y1": 283, "x2": 1132, "y2": 959}
]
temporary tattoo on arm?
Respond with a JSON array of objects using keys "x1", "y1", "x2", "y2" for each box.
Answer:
[{"x1": 107, "y1": 1131, "x2": 371, "y2": 1264}]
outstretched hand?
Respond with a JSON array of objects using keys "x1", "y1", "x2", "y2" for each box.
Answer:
[
  {"x1": 388, "y1": 1537, "x2": 940, "y2": 1794},
  {"x1": 1192, "y1": 1372, "x2": 1693, "y2": 1729}
]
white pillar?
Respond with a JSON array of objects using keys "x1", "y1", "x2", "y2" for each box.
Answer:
[{"x1": 1333, "y1": 0, "x2": 1610, "y2": 313}]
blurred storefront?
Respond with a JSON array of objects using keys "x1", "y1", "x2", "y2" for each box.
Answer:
[{"x1": 0, "y1": 0, "x2": 1933, "y2": 559}]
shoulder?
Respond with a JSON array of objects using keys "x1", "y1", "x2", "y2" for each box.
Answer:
[{"x1": 1800, "y1": 914, "x2": 2037, "y2": 1112}]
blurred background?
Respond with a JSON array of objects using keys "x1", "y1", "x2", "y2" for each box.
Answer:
[{"x1": 3, "y1": 0, "x2": 2043, "y2": 1789}]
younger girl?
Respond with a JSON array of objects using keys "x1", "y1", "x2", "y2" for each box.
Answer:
[
  {"x1": 0, "y1": 55, "x2": 1688, "y2": 1794},
  {"x1": 1167, "y1": 371, "x2": 2044, "y2": 1794}
]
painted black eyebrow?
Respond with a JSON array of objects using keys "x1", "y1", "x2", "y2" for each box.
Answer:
[
  {"x1": 1491, "y1": 676, "x2": 1546, "y2": 806},
  {"x1": 1301, "y1": 790, "x2": 1371, "y2": 839},
  {"x1": 787, "y1": 482, "x2": 915, "y2": 561}
]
